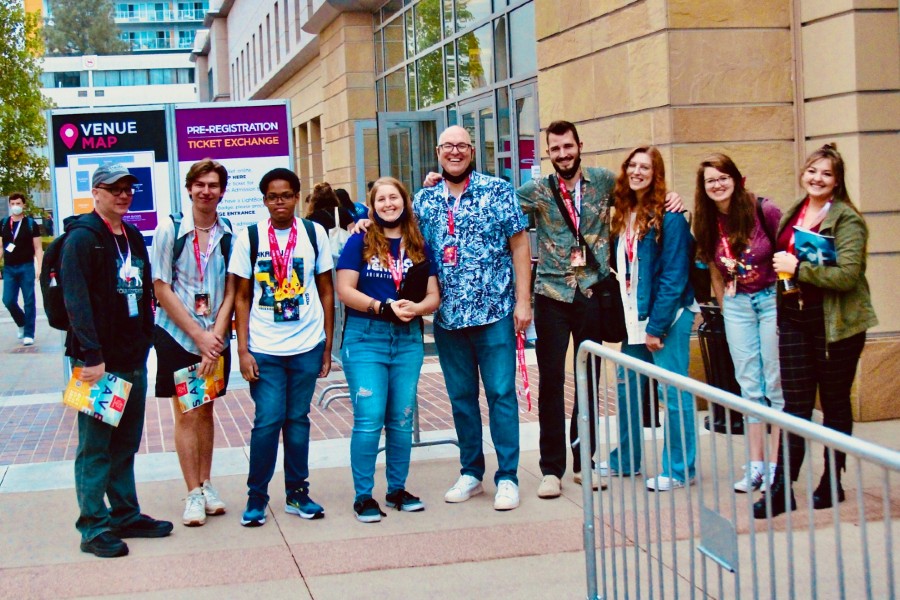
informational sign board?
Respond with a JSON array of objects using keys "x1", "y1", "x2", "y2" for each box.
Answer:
[
  {"x1": 49, "y1": 107, "x2": 171, "y2": 246},
  {"x1": 173, "y1": 102, "x2": 292, "y2": 232}
]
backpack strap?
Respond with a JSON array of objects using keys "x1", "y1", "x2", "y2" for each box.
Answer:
[
  {"x1": 300, "y1": 218, "x2": 319, "y2": 266},
  {"x1": 170, "y1": 212, "x2": 187, "y2": 261},
  {"x1": 248, "y1": 223, "x2": 259, "y2": 272},
  {"x1": 756, "y1": 197, "x2": 775, "y2": 247}
]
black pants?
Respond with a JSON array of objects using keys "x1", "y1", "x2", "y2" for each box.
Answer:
[
  {"x1": 777, "y1": 302, "x2": 865, "y2": 481},
  {"x1": 534, "y1": 289, "x2": 602, "y2": 477}
]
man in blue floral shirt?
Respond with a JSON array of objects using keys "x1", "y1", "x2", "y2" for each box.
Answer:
[{"x1": 415, "y1": 125, "x2": 532, "y2": 511}]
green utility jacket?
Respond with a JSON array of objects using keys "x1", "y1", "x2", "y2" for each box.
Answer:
[{"x1": 778, "y1": 198, "x2": 878, "y2": 343}]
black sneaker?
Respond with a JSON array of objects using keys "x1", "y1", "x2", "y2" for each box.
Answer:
[
  {"x1": 385, "y1": 489, "x2": 425, "y2": 512},
  {"x1": 80, "y1": 531, "x2": 129, "y2": 558},
  {"x1": 353, "y1": 496, "x2": 387, "y2": 523},
  {"x1": 110, "y1": 514, "x2": 174, "y2": 539}
]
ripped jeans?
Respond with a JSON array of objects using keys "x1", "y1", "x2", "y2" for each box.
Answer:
[{"x1": 342, "y1": 316, "x2": 424, "y2": 500}]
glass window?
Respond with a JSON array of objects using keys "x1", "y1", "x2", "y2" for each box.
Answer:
[
  {"x1": 509, "y1": 3, "x2": 536, "y2": 77},
  {"x1": 455, "y1": 0, "x2": 491, "y2": 30},
  {"x1": 385, "y1": 69, "x2": 406, "y2": 111},
  {"x1": 442, "y1": 0, "x2": 453, "y2": 37},
  {"x1": 383, "y1": 16, "x2": 404, "y2": 71},
  {"x1": 177, "y1": 68, "x2": 195, "y2": 84},
  {"x1": 376, "y1": 77, "x2": 386, "y2": 112},
  {"x1": 497, "y1": 87, "x2": 510, "y2": 153},
  {"x1": 417, "y1": 48, "x2": 445, "y2": 108},
  {"x1": 374, "y1": 29, "x2": 384, "y2": 74},
  {"x1": 515, "y1": 93, "x2": 537, "y2": 185},
  {"x1": 381, "y1": 0, "x2": 403, "y2": 22},
  {"x1": 494, "y1": 16, "x2": 508, "y2": 82},
  {"x1": 414, "y1": 0, "x2": 441, "y2": 54},
  {"x1": 405, "y1": 11, "x2": 415, "y2": 60},
  {"x1": 444, "y1": 41, "x2": 457, "y2": 98},
  {"x1": 407, "y1": 64, "x2": 417, "y2": 110},
  {"x1": 457, "y1": 24, "x2": 492, "y2": 94},
  {"x1": 150, "y1": 68, "x2": 175, "y2": 85}
]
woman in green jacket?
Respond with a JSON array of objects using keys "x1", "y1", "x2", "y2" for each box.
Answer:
[{"x1": 753, "y1": 144, "x2": 877, "y2": 519}]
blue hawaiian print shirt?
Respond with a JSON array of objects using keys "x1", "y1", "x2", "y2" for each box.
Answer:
[{"x1": 414, "y1": 170, "x2": 528, "y2": 330}]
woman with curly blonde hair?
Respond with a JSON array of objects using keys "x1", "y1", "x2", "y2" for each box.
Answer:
[
  {"x1": 603, "y1": 146, "x2": 698, "y2": 492},
  {"x1": 335, "y1": 177, "x2": 441, "y2": 522}
]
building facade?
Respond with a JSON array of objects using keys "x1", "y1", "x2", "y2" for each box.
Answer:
[{"x1": 197, "y1": 0, "x2": 898, "y2": 413}]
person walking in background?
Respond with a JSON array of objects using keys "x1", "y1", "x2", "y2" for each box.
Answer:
[
  {"x1": 754, "y1": 144, "x2": 877, "y2": 519},
  {"x1": 306, "y1": 182, "x2": 355, "y2": 231},
  {"x1": 61, "y1": 164, "x2": 172, "y2": 557},
  {"x1": 606, "y1": 146, "x2": 698, "y2": 492},
  {"x1": 336, "y1": 177, "x2": 440, "y2": 523},
  {"x1": 693, "y1": 153, "x2": 784, "y2": 494},
  {"x1": 229, "y1": 167, "x2": 335, "y2": 527},
  {"x1": 335, "y1": 187, "x2": 368, "y2": 222},
  {"x1": 416, "y1": 125, "x2": 532, "y2": 511},
  {"x1": 2, "y1": 192, "x2": 43, "y2": 346},
  {"x1": 151, "y1": 159, "x2": 235, "y2": 527}
]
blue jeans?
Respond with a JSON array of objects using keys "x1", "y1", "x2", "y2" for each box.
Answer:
[
  {"x1": 433, "y1": 313, "x2": 519, "y2": 485},
  {"x1": 610, "y1": 310, "x2": 696, "y2": 481},
  {"x1": 74, "y1": 366, "x2": 147, "y2": 542},
  {"x1": 247, "y1": 342, "x2": 324, "y2": 502},
  {"x1": 3, "y1": 262, "x2": 36, "y2": 338},
  {"x1": 342, "y1": 317, "x2": 424, "y2": 499},
  {"x1": 722, "y1": 285, "x2": 783, "y2": 423}
]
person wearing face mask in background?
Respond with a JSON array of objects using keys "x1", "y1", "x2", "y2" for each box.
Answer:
[
  {"x1": 2, "y1": 192, "x2": 43, "y2": 346},
  {"x1": 335, "y1": 177, "x2": 441, "y2": 523}
]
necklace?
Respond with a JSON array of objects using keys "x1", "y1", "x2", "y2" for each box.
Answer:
[{"x1": 195, "y1": 223, "x2": 216, "y2": 232}]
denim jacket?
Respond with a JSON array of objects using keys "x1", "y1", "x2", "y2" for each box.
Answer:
[{"x1": 620, "y1": 211, "x2": 695, "y2": 339}]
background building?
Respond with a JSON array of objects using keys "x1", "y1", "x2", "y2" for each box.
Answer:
[{"x1": 205, "y1": 0, "x2": 898, "y2": 413}]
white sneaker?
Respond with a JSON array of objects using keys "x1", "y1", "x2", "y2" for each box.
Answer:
[
  {"x1": 760, "y1": 464, "x2": 778, "y2": 492},
  {"x1": 202, "y1": 480, "x2": 227, "y2": 515},
  {"x1": 537, "y1": 475, "x2": 561, "y2": 499},
  {"x1": 573, "y1": 471, "x2": 608, "y2": 491},
  {"x1": 646, "y1": 475, "x2": 694, "y2": 491},
  {"x1": 183, "y1": 489, "x2": 207, "y2": 526},
  {"x1": 733, "y1": 465, "x2": 764, "y2": 493},
  {"x1": 17, "y1": 327, "x2": 24, "y2": 340},
  {"x1": 598, "y1": 461, "x2": 641, "y2": 477},
  {"x1": 23, "y1": 337, "x2": 34, "y2": 346},
  {"x1": 494, "y1": 480, "x2": 520, "y2": 511},
  {"x1": 444, "y1": 474, "x2": 483, "y2": 503}
]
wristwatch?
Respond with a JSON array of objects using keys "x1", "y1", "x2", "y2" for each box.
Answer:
[
  {"x1": 381, "y1": 298, "x2": 393, "y2": 315},
  {"x1": 367, "y1": 299, "x2": 378, "y2": 315}
]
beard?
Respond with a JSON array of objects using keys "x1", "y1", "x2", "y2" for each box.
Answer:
[{"x1": 551, "y1": 155, "x2": 582, "y2": 180}]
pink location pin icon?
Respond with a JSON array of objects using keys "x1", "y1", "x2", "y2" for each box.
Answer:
[{"x1": 60, "y1": 123, "x2": 79, "y2": 149}]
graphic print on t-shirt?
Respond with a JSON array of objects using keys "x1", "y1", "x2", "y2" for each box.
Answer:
[
  {"x1": 254, "y1": 256, "x2": 309, "y2": 321},
  {"x1": 116, "y1": 255, "x2": 145, "y2": 300}
]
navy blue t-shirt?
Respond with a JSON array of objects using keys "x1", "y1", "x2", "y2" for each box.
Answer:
[{"x1": 337, "y1": 232, "x2": 438, "y2": 320}]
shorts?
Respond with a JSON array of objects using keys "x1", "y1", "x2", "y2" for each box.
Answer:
[{"x1": 154, "y1": 325, "x2": 231, "y2": 398}]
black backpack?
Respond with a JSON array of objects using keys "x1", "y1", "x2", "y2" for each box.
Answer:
[
  {"x1": 39, "y1": 215, "x2": 99, "y2": 330},
  {"x1": 247, "y1": 218, "x2": 318, "y2": 271}
]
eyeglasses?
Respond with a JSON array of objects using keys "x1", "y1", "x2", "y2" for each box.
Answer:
[
  {"x1": 264, "y1": 192, "x2": 296, "y2": 203},
  {"x1": 96, "y1": 185, "x2": 135, "y2": 196},
  {"x1": 438, "y1": 142, "x2": 473, "y2": 153},
  {"x1": 704, "y1": 175, "x2": 732, "y2": 187}
]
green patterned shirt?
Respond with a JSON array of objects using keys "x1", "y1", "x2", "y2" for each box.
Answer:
[{"x1": 517, "y1": 167, "x2": 615, "y2": 303}]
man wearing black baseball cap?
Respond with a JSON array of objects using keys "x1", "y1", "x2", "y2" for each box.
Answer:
[{"x1": 61, "y1": 162, "x2": 172, "y2": 557}]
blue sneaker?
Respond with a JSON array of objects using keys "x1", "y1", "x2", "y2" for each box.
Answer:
[
  {"x1": 241, "y1": 496, "x2": 267, "y2": 527},
  {"x1": 285, "y1": 487, "x2": 325, "y2": 520}
]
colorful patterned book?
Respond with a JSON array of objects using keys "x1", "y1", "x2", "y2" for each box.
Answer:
[
  {"x1": 63, "y1": 365, "x2": 132, "y2": 427},
  {"x1": 174, "y1": 356, "x2": 225, "y2": 413}
]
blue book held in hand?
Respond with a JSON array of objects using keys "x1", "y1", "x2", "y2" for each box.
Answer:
[{"x1": 793, "y1": 226, "x2": 837, "y2": 266}]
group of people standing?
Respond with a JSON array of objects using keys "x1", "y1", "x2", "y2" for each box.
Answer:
[{"x1": 49, "y1": 117, "x2": 875, "y2": 559}]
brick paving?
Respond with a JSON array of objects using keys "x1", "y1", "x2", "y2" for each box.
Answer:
[{"x1": 0, "y1": 361, "x2": 608, "y2": 467}]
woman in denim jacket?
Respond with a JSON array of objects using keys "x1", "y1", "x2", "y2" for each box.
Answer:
[
  {"x1": 753, "y1": 144, "x2": 877, "y2": 519},
  {"x1": 604, "y1": 146, "x2": 698, "y2": 492},
  {"x1": 693, "y1": 153, "x2": 784, "y2": 495}
]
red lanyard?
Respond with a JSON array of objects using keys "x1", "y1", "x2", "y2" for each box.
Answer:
[
  {"x1": 624, "y1": 213, "x2": 637, "y2": 265},
  {"x1": 717, "y1": 219, "x2": 736, "y2": 264},
  {"x1": 516, "y1": 331, "x2": 532, "y2": 412},
  {"x1": 192, "y1": 223, "x2": 217, "y2": 284},
  {"x1": 267, "y1": 219, "x2": 297, "y2": 287},
  {"x1": 444, "y1": 176, "x2": 470, "y2": 236},
  {"x1": 558, "y1": 179, "x2": 580, "y2": 231},
  {"x1": 787, "y1": 198, "x2": 830, "y2": 255},
  {"x1": 388, "y1": 248, "x2": 405, "y2": 291}
]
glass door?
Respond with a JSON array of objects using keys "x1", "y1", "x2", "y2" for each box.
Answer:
[
  {"x1": 377, "y1": 111, "x2": 446, "y2": 195},
  {"x1": 458, "y1": 94, "x2": 496, "y2": 177},
  {"x1": 511, "y1": 82, "x2": 539, "y2": 187}
]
